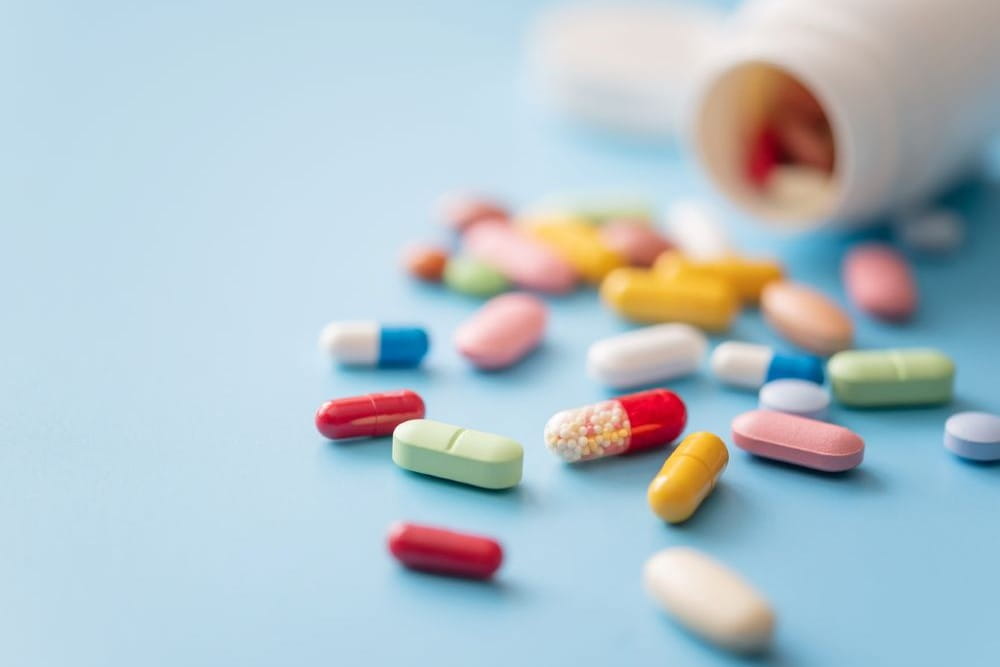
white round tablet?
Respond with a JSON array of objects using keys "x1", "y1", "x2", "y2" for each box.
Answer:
[{"x1": 758, "y1": 378, "x2": 830, "y2": 420}]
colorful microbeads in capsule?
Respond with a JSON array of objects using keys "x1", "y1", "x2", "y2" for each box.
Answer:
[
  {"x1": 944, "y1": 412, "x2": 1000, "y2": 461},
  {"x1": 442, "y1": 256, "x2": 510, "y2": 298},
  {"x1": 758, "y1": 379, "x2": 830, "y2": 420},
  {"x1": 654, "y1": 251, "x2": 783, "y2": 304},
  {"x1": 647, "y1": 432, "x2": 728, "y2": 524},
  {"x1": 454, "y1": 293, "x2": 546, "y2": 370},
  {"x1": 436, "y1": 192, "x2": 509, "y2": 232},
  {"x1": 761, "y1": 281, "x2": 853, "y2": 355},
  {"x1": 544, "y1": 388, "x2": 686, "y2": 463},
  {"x1": 523, "y1": 219, "x2": 625, "y2": 283},
  {"x1": 315, "y1": 390, "x2": 425, "y2": 440},
  {"x1": 732, "y1": 409, "x2": 864, "y2": 472},
  {"x1": 710, "y1": 341, "x2": 824, "y2": 389},
  {"x1": 587, "y1": 323, "x2": 707, "y2": 390},
  {"x1": 401, "y1": 243, "x2": 449, "y2": 282},
  {"x1": 599, "y1": 219, "x2": 674, "y2": 267},
  {"x1": 600, "y1": 268, "x2": 739, "y2": 332},
  {"x1": 463, "y1": 221, "x2": 577, "y2": 294},
  {"x1": 827, "y1": 348, "x2": 955, "y2": 407},
  {"x1": 392, "y1": 419, "x2": 523, "y2": 489},
  {"x1": 842, "y1": 243, "x2": 917, "y2": 321},
  {"x1": 387, "y1": 521, "x2": 503, "y2": 579},
  {"x1": 319, "y1": 321, "x2": 429, "y2": 367},
  {"x1": 664, "y1": 200, "x2": 732, "y2": 261},
  {"x1": 644, "y1": 547, "x2": 776, "y2": 654}
]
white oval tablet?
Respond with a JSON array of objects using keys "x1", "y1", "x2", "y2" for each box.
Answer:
[
  {"x1": 587, "y1": 323, "x2": 707, "y2": 389},
  {"x1": 758, "y1": 378, "x2": 830, "y2": 420},
  {"x1": 643, "y1": 547, "x2": 776, "y2": 654},
  {"x1": 945, "y1": 411, "x2": 1000, "y2": 461}
]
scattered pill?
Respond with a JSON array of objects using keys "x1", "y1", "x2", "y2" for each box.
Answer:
[
  {"x1": 387, "y1": 522, "x2": 503, "y2": 579},
  {"x1": 525, "y1": 219, "x2": 625, "y2": 282},
  {"x1": 894, "y1": 208, "x2": 964, "y2": 254},
  {"x1": 654, "y1": 251, "x2": 783, "y2": 304},
  {"x1": 442, "y1": 255, "x2": 510, "y2": 297},
  {"x1": 587, "y1": 323, "x2": 707, "y2": 389},
  {"x1": 764, "y1": 166, "x2": 831, "y2": 209},
  {"x1": 773, "y1": 111, "x2": 835, "y2": 172},
  {"x1": 647, "y1": 432, "x2": 728, "y2": 524},
  {"x1": 454, "y1": 293, "x2": 547, "y2": 370},
  {"x1": 761, "y1": 281, "x2": 853, "y2": 355},
  {"x1": 436, "y1": 192, "x2": 509, "y2": 232},
  {"x1": 599, "y1": 219, "x2": 674, "y2": 267},
  {"x1": 464, "y1": 221, "x2": 577, "y2": 293},
  {"x1": 710, "y1": 341, "x2": 825, "y2": 389},
  {"x1": 758, "y1": 379, "x2": 830, "y2": 420},
  {"x1": 392, "y1": 419, "x2": 523, "y2": 489},
  {"x1": 944, "y1": 412, "x2": 1000, "y2": 461},
  {"x1": 664, "y1": 200, "x2": 732, "y2": 261},
  {"x1": 524, "y1": 194, "x2": 654, "y2": 225},
  {"x1": 315, "y1": 389, "x2": 425, "y2": 440},
  {"x1": 401, "y1": 243, "x2": 449, "y2": 282},
  {"x1": 319, "y1": 321, "x2": 429, "y2": 367},
  {"x1": 544, "y1": 388, "x2": 686, "y2": 462},
  {"x1": 643, "y1": 547, "x2": 776, "y2": 654},
  {"x1": 732, "y1": 409, "x2": 864, "y2": 472},
  {"x1": 600, "y1": 267, "x2": 739, "y2": 331},
  {"x1": 827, "y1": 348, "x2": 955, "y2": 407},
  {"x1": 842, "y1": 243, "x2": 917, "y2": 321},
  {"x1": 746, "y1": 125, "x2": 780, "y2": 187}
]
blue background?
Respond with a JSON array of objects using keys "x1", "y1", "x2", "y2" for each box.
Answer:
[{"x1": 4, "y1": 1, "x2": 1000, "y2": 665}]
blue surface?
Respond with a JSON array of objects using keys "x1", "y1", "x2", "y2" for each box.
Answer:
[{"x1": 4, "y1": 1, "x2": 1000, "y2": 665}]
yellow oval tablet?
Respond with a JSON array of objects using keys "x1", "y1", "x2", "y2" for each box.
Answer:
[
  {"x1": 600, "y1": 268, "x2": 739, "y2": 331},
  {"x1": 648, "y1": 432, "x2": 728, "y2": 523}
]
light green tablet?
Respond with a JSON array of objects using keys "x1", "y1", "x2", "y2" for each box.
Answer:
[
  {"x1": 392, "y1": 419, "x2": 523, "y2": 489},
  {"x1": 827, "y1": 348, "x2": 955, "y2": 407}
]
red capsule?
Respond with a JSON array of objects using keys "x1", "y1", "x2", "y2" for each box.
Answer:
[
  {"x1": 387, "y1": 522, "x2": 503, "y2": 579},
  {"x1": 315, "y1": 389, "x2": 425, "y2": 440}
]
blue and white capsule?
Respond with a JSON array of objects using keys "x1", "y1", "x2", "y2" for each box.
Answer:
[
  {"x1": 319, "y1": 321, "x2": 429, "y2": 367},
  {"x1": 710, "y1": 341, "x2": 824, "y2": 389}
]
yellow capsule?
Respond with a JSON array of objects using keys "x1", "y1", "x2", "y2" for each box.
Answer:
[
  {"x1": 653, "y1": 251, "x2": 783, "y2": 304},
  {"x1": 524, "y1": 219, "x2": 625, "y2": 283},
  {"x1": 599, "y1": 267, "x2": 739, "y2": 331},
  {"x1": 648, "y1": 432, "x2": 729, "y2": 524}
]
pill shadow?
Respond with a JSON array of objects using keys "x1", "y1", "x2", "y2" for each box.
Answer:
[
  {"x1": 466, "y1": 342, "x2": 552, "y2": 378},
  {"x1": 557, "y1": 447, "x2": 666, "y2": 487},
  {"x1": 397, "y1": 468, "x2": 530, "y2": 501},
  {"x1": 950, "y1": 454, "x2": 1000, "y2": 470},
  {"x1": 656, "y1": 616, "x2": 799, "y2": 666},
  {"x1": 665, "y1": 483, "x2": 751, "y2": 536},
  {"x1": 392, "y1": 566, "x2": 520, "y2": 600},
  {"x1": 742, "y1": 454, "x2": 885, "y2": 492}
]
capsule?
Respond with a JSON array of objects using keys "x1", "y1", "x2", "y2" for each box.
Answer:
[
  {"x1": 710, "y1": 341, "x2": 825, "y2": 389},
  {"x1": 654, "y1": 251, "x2": 783, "y2": 304},
  {"x1": 544, "y1": 388, "x2": 686, "y2": 462},
  {"x1": 587, "y1": 323, "x2": 707, "y2": 390},
  {"x1": 392, "y1": 419, "x2": 523, "y2": 489},
  {"x1": 319, "y1": 321, "x2": 429, "y2": 367},
  {"x1": 524, "y1": 219, "x2": 625, "y2": 282},
  {"x1": 600, "y1": 267, "x2": 739, "y2": 331},
  {"x1": 827, "y1": 348, "x2": 955, "y2": 407},
  {"x1": 463, "y1": 221, "x2": 577, "y2": 294},
  {"x1": 647, "y1": 432, "x2": 728, "y2": 524},
  {"x1": 386, "y1": 521, "x2": 503, "y2": 579},
  {"x1": 454, "y1": 293, "x2": 546, "y2": 370},
  {"x1": 314, "y1": 389, "x2": 425, "y2": 440},
  {"x1": 732, "y1": 409, "x2": 864, "y2": 472}
]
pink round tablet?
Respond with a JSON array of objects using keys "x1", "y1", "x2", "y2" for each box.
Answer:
[
  {"x1": 599, "y1": 220, "x2": 674, "y2": 267},
  {"x1": 842, "y1": 243, "x2": 917, "y2": 322},
  {"x1": 454, "y1": 293, "x2": 547, "y2": 370},
  {"x1": 731, "y1": 409, "x2": 864, "y2": 472},
  {"x1": 463, "y1": 221, "x2": 577, "y2": 294}
]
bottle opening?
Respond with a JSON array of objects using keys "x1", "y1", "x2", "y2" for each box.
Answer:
[{"x1": 695, "y1": 62, "x2": 840, "y2": 228}]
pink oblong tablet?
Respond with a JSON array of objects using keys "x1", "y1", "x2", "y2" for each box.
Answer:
[
  {"x1": 599, "y1": 220, "x2": 674, "y2": 267},
  {"x1": 454, "y1": 293, "x2": 547, "y2": 369},
  {"x1": 731, "y1": 409, "x2": 864, "y2": 472},
  {"x1": 463, "y1": 221, "x2": 577, "y2": 293},
  {"x1": 842, "y1": 243, "x2": 917, "y2": 322}
]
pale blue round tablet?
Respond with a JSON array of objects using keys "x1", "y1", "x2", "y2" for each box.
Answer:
[
  {"x1": 944, "y1": 411, "x2": 1000, "y2": 461},
  {"x1": 758, "y1": 378, "x2": 830, "y2": 420}
]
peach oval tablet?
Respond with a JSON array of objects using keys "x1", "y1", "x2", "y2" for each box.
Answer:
[
  {"x1": 842, "y1": 243, "x2": 917, "y2": 321},
  {"x1": 454, "y1": 293, "x2": 547, "y2": 370},
  {"x1": 761, "y1": 281, "x2": 853, "y2": 355},
  {"x1": 463, "y1": 221, "x2": 577, "y2": 294},
  {"x1": 599, "y1": 220, "x2": 674, "y2": 267},
  {"x1": 731, "y1": 409, "x2": 864, "y2": 472}
]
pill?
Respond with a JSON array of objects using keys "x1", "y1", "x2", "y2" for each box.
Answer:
[
  {"x1": 773, "y1": 110, "x2": 835, "y2": 172},
  {"x1": 842, "y1": 243, "x2": 917, "y2": 321},
  {"x1": 599, "y1": 219, "x2": 674, "y2": 267},
  {"x1": 524, "y1": 194, "x2": 654, "y2": 226},
  {"x1": 392, "y1": 419, "x2": 523, "y2": 489},
  {"x1": 944, "y1": 412, "x2": 1000, "y2": 461},
  {"x1": 827, "y1": 348, "x2": 955, "y2": 407},
  {"x1": 894, "y1": 208, "x2": 964, "y2": 254},
  {"x1": 442, "y1": 256, "x2": 510, "y2": 298},
  {"x1": 647, "y1": 432, "x2": 728, "y2": 524},
  {"x1": 761, "y1": 281, "x2": 853, "y2": 355},
  {"x1": 732, "y1": 409, "x2": 864, "y2": 472},
  {"x1": 436, "y1": 192, "x2": 509, "y2": 232},
  {"x1": 315, "y1": 389, "x2": 426, "y2": 440},
  {"x1": 386, "y1": 522, "x2": 503, "y2": 579},
  {"x1": 764, "y1": 166, "x2": 831, "y2": 208},
  {"x1": 663, "y1": 200, "x2": 732, "y2": 261},
  {"x1": 587, "y1": 323, "x2": 707, "y2": 389},
  {"x1": 710, "y1": 341, "x2": 825, "y2": 389},
  {"x1": 454, "y1": 293, "x2": 546, "y2": 370},
  {"x1": 643, "y1": 547, "x2": 776, "y2": 654},
  {"x1": 319, "y1": 322, "x2": 429, "y2": 367},
  {"x1": 654, "y1": 251, "x2": 783, "y2": 304},
  {"x1": 401, "y1": 243, "x2": 449, "y2": 282},
  {"x1": 600, "y1": 267, "x2": 739, "y2": 331},
  {"x1": 524, "y1": 220, "x2": 625, "y2": 282},
  {"x1": 746, "y1": 124, "x2": 780, "y2": 187},
  {"x1": 758, "y1": 379, "x2": 830, "y2": 420},
  {"x1": 463, "y1": 221, "x2": 577, "y2": 294},
  {"x1": 544, "y1": 388, "x2": 686, "y2": 462}
]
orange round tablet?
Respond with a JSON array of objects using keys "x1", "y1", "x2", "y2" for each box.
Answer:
[{"x1": 402, "y1": 244, "x2": 449, "y2": 282}]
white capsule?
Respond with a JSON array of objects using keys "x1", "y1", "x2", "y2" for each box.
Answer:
[
  {"x1": 319, "y1": 321, "x2": 379, "y2": 364},
  {"x1": 710, "y1": 342, "x2": 773, "y2": 389},
  {"x1": 643, "y1": 547, "x2": 776, "y2": 654},
  {"x1": 663, "y1": 200, "x2": 732, "y2": 261},
  {"x1": 758, "y1": 379, "x2": 830, "y2": 420},
  {"x1": 587, "y1": 324, "x2": 707, "y2": 389}
]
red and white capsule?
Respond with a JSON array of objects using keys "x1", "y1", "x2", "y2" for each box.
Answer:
[
  {"x1": 314, "y1": 389, "x2": 425, "y2": 440},
  {"x1": 544, "y1": 388, "x2": 687, "y2": 462},
  {"x1": 387, "y1": 522, "x2": 503, "y2": 579}
]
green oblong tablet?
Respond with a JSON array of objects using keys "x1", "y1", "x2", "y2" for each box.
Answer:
[
  {"x1": 442, "y1": 256, "x2": 509, "y2": 298},
  {"x1": 392, "y1": 419, "x2": 523, "y2": 489},
  {"x1": 827, "y1": 348, "x2": 955, "y2": 407}
]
